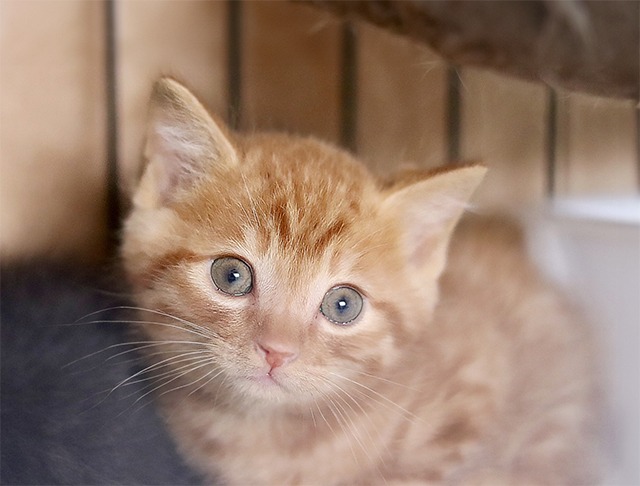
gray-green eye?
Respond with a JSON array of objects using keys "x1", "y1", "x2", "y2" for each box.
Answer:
[
  {"x1": 320, "y1": 286, "x2": 363, "y2": 325},
  {"x1": 210, "y1": 257, "x2": 253, "y2": 296}
]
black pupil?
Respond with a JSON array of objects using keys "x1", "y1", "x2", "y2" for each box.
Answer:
[
  {"x1": 227, "y1": 269, "x2": 240, "y2": 284},
  {"x1": 336, "y1": 298, "x2": 348, "y2": 313}
]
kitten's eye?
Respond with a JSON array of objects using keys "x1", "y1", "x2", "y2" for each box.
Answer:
[
  {"x1": 320, "y1": 286, "x2": 363, "y2": 325},
  {"x1": 210, "y1": 257, "x2": 253, "y2": 296}
]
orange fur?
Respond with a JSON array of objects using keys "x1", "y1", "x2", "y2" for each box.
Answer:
[{"x1": 121, "y1": 79, "x2": 600, "y2": 485}]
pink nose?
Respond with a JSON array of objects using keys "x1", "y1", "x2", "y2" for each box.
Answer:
[{"x1": 257, "y1": 342, "x2": 298, "y2": 370}]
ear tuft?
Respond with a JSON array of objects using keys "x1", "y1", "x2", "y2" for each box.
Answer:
[
  {"x1": 384, "y1": 165, "x2": 486, "y2": 280},
  {"x1": 135, "y1": 78, "x2": 237, "y2": 208}
]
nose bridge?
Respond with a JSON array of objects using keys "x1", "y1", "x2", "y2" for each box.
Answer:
[
  {"x1": 255, "y1": 258, "x2": 319, "y2": 351},
  {"x1": 258, "y1": 310, "x2": 303, "y2": 347}
]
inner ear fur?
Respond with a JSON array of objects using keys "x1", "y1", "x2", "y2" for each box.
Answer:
[
  {"x1": 383, "y1": 165, "x2": 487, "y2": 280},
  {"x1": 134, "y1": 77, "x2": 238, "y2": 208}
]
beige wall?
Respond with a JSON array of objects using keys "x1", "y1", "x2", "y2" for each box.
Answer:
[
  {"x1": 1, "y1": 0, "x2": 637, "y2": 262},
  {"x1": 1, "y1": 0, "x2": 108, "y2": 261}
]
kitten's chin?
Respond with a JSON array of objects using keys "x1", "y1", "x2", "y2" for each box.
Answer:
[
  {"x1": 233, "y1": 370, "x2": 315, "y2": 409},
  {"x1": 249, "y1": 372, "x2": 285, "y2": 389}
]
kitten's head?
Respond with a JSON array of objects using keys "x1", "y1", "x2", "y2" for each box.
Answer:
[{"x1": 122, "y1": 78, "x2": 485, "y2": 410}]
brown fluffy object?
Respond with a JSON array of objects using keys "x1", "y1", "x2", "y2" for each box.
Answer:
[{"x1": 305, "y1": 0, "x2": 639, "y2": 100}]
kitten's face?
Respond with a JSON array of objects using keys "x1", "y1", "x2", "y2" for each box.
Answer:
[{"x1": 122, "y1": 79, "x2": 484, "y2": 410}]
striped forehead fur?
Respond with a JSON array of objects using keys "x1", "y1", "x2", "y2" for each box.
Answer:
[{"x1": 180, "y1": 133, "x2": 379, "y2": 264}]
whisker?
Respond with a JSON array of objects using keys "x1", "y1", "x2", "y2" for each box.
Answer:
[
  {"x1": 114, "y1": 358, "x2": 218, "y2": 419},
  {"x1": 309, "y1": 404, "x2": 318, "y2": 429},
  {"x1": 62, "y1": 341, "x2": 144, "y2": 369},
  {"x1": 68, "y1": 318, "x2": 214, "y2": 341},
  {"x1": 91, "y1": 353, "x2": 213, "y2": 407},
  {"x1": 64, "y1": 341, "x2": 202, "y2": 377},
  {"x1": 106, "y1": 342, "x2": 210, "y2": 369},
  {"x1": 120, "y1": 356, "x2": 216, "y2": 404},
  {"x1": 306, "y1": 383, "x2": 363, "y2": 468},
  {"x1": 342, "y1": 368, "x2": 422, "y2": 392},
  {"x1": 131, "y1": 359, "x2": 217, "y2": 406},
  {"x1": 105, "y1": 350, "x2": 213, "y2": 400},
  {"x1": 122, "y1": 351, "x2": 215, "y2": 390},
  {"x1": 332, "y1": 393, "x2": 370, "y2": 462},
  {"x1": 309, "y1": 387, "x2": 338, "y2": 440},
  {"x1": 73, "y1": 305, "x2": 218, "y2": 339},
  {"x1": 213, "y1": 373, "x2": 230, "y2": 408},
  {"x1": 156, "y1": 361, "x2": 222, "y2": 401},
  {"x1": 328, "y1": 372, "x2": 423, "y2": 424},
  {"x1": 347, "y1": 385, "x2": 422, "y2": 427},
  {"x1": 187, "y1": 368, "x2": 226, "y2": 397},
  {"x1": 125, "y1": 361, "x2": 224, "y2": 418},
  {"x1": 323, "y1": 377, "x2": 391, "y2": 476},
  {"x1": 326, "y1": 396, "x2": 360, "y2": 467},
  {"x1": 74, "y1": 350, "x2": 212, "y2": 415},
  {"x1": 316, "y1": 376, "x2": 390, "y2": 461}
]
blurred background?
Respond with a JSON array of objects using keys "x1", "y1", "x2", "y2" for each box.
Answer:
[{"x1": 1, "y1": 1, "x2": 638, "y2": 484}]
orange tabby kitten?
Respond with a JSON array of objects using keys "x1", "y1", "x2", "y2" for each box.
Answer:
[{"x1": 121, "y1": 78, "x2": 599, "y2": 485}]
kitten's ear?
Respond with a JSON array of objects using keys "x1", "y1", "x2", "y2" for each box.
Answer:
[
  {"x1": 383, "y1": 165, "x2": 486, "y2": 280},
  {"x1": 135, "y1": 77, "x2": 238, "y2": 208}
]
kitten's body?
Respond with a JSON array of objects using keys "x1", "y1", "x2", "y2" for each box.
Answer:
[{"x1": 122, "y1": 79, "x2": 599, "y2": 485}]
